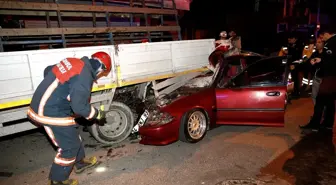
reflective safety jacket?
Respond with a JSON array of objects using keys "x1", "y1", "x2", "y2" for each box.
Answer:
[
  {"x1": 278, "y1": 47, "x2": 287, "y2": 56},
  {"x1": 28, "y1": 57, "x2": 99, "y2": 126},
  {"x1": 302, "y1": 44, "x2": 314, "y2": 60},
  {"x1": 279, "y1": 43, "x2": 304, "y2": 61}
]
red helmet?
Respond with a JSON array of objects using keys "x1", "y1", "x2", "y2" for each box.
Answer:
[{"x1": 91, "y1": 51, "x2": 112, "y2": 73}]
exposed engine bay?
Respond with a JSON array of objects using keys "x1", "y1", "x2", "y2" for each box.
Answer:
[
  {"x1": 129, "y1": 68, "x2": 219, "y2": 133},
  {"x1": 115, "y1": 49, "x2": 227, "y2": 133}
]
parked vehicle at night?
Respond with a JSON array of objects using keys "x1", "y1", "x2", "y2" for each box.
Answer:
[{"x1": 138, "y1": 53, "x2": 291, "y2": 145}]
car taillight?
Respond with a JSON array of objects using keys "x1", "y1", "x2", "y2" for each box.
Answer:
[{"x1": 147, "y1": 111, "x2": 175, "y2": 126}]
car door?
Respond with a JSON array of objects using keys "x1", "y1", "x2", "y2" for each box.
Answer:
[{"x1": 215, "y1": 56, "x2": 290, "y2": 126}]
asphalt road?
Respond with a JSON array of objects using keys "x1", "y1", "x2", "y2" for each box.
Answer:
[{"x1": 0, "y1": 98, "x2": 335, "y2": 185}]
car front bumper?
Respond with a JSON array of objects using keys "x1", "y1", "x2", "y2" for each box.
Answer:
[{"x1": 139, "y1": 119, "x2": 179, "y2": 146}]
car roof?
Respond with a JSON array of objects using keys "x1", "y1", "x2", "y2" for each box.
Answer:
[
  {"x1": 208, "y1": 50, "x2": 265, "y2": 67},
  {"x1": 224, "y1": 53, "x2": 265, "y2": 65},
  {"x1": 224, "y1": 51, "x2": 265, "y2": 60}
]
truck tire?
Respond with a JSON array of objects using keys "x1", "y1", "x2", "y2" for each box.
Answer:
[
  {"x1": 179, "y1": 108, "x2": 208, "y2": 143},
  {"x1": 88, "y1": 102, "x2": 134, "y2": 145}
]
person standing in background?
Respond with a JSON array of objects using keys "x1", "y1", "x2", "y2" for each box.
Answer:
[
  {"x1": 301, "y1": 36, "x2": 316, "y2": 92},
  {"x1": 284, "y1": 33, "x2": 304, "y2": 99},
  {"x1": 215, "y1": 31, "x2": 233, "y2": 52},
  {"x1": 229, "y1": 30, "x2": 242, "y2": 51},
  {"x1": 309, "y1": 37, "x2": 325, "y2": 105},
  {"x1": 300, "y1": 25, "x2": 336, "y2": 131}
]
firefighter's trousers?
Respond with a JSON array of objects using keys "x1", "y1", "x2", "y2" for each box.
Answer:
[{"x1": 43, "y1": 124, "x2": 85, "y2": 181}]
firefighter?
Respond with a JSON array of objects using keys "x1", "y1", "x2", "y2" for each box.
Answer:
[
  {"x1": 215, "y1": 31, "x2": 233, "y2": 52},
  {"x1": 301, "y1": 36, "x2": 315, "y2": 91},
  {"x1": 27, "y1": 51, "x2": 112, "y2": 185},
  {"x1": 300, "y1": 25, "x2": 336, "y2": 131}
]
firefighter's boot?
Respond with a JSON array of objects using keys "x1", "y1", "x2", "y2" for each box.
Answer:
[
  {"x1": 74, "y1": 156, "x2": 98, "y2": 174},
  {"x1": 48, "y1": 179, "x2": 79, "y2": 185}
]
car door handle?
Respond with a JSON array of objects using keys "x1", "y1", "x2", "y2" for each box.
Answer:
[{"x1": 266, "y1": 91, "x2": 280, "y2": 96}]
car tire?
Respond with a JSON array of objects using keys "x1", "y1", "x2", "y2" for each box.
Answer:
[
  {"x1": 88, "y1": 101, "x2": 134, "y2": 145},
  {"x1": 179, "y1": 109, "x2": 208, "y2": 143}
]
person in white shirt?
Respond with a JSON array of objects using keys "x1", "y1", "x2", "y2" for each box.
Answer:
[
  {"x1": 215, "y1": 31, "x2": 233, "y2": 51},
  {"x1": 229, "y1": 30, "x2": 242, "y2": 50}
]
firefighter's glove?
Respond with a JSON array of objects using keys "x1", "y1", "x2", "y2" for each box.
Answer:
[{"x1": 96, "y1": 105, "x2": 107, "y2": 126}]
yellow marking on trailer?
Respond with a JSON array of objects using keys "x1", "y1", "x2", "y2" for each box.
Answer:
[
  {"x1": 0, "y1": 99, "x2": 32, "y2": 110},
  {"x1": 91, "y1": 83, "x2": 118, "y2": 92},
  {"x1": 116, "y1": 65, "x2": 122, "y2": 87}
]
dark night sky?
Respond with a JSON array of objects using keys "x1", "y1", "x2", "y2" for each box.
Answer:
[
  {"x1": 182, "y1": 0, "x2": 255, "y2": 28},
  {"x1": 181, "y1": 0, "x2": 336, "y2": 29},
  {"x1": 180, "y1": 0, "x2": 271, "y2": 41},
  {"x1": 180, "y1": 0, "x2": 336, "y2": 52}
]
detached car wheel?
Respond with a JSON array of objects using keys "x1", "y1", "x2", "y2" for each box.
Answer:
[
  {"x1": 179, "y1": 109, "x2": 208, "y2": 143},
  {"x1": 88, "y1": 102, "x2": 134, "y2": 145}
]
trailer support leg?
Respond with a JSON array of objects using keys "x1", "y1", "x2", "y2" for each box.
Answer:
[{"x1": 105, "y1": 88, "x2": 116, "y2": 111}]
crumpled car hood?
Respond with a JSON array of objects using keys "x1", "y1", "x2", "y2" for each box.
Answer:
[{"x1": 156, "y1": 86, "x2": 208, "y2": 108}]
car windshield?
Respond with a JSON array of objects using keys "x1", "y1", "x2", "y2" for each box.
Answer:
[
  {"x1": 216, "y1": 55, "x2": 264, "y2": 87},
  {"x1": 183, "y1": 52, "x2": 265, "y2": 89}
]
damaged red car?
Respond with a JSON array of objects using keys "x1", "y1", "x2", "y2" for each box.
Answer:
[{"x1": 139, "y1": 53, "x2": 290, "y2": 145}]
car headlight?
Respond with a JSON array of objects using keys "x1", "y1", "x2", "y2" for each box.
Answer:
[{"x1": 147, "y1": 110, "x2": 175, "y2": 126}]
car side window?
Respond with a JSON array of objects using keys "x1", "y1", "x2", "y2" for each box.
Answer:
[
  {"x1": 217, "y1": 63, "x2": 244, "y2": 88},
  {"x1": 230, "y1": 57, "x2": 287, "y2": 87}
]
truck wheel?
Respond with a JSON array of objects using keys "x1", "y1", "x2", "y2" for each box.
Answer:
[
  {"x1": 88, "y1": 102, "x2": 134, "y2": 145},
  {"x1": 179, "y1": 109, "x2": 208, "y2": 143}
]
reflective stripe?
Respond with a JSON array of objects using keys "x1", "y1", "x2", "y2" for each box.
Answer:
[
  {"x1": 54, "y1": 149, "x2": 76, "y2": 166},
  {"x1": 44, "y1": 126, "x2": 58, "y2": 147},
  {"x1": 302, "y1": 78, "x2": 313, "y2": 85},
  {"x1": 86, "y1": 106, "x2": 96, "y2": 120},
  {"x1": 27, "y1": 108, "x2": 76, "y2": 126},
  {"x1": 38, "y1": 79, "x2": 59, "y2": 116},
  {"x1": 309, "y1": 80, "x2": 313, "y2": 86}
]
